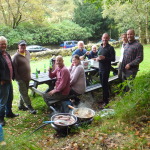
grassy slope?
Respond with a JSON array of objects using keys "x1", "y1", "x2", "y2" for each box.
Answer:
[{"x1": 1, "y1": 45, "x2": 150, "y2": 150}]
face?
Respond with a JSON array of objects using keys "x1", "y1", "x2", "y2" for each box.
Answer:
[
  {"x1": 92, "y1": 47, "x2": 97, "y2": 53},
  {"x1": 56, "y1": 57, "x2": 63, "y2": 67},
  {"x1": 18, "y1": 44, "x2": 26, "y2": 53},
  {"x1": 72, "y1": 58, "x2": 80, "y2": 66},
  {"x1": 102, "y1": 34, "x2": 110, "y2": 45},
  {"x1": 0, "y1": 41, "x2": 7, "y2": 52},
  {"x1": 78, "y1": 43, "x2": 84, "y2": 50},
  {"x1": 127, "y1": 30, "x2": 135, "y2": 42},
  {"x1": 121, "y1": 34, "x2": 128, "y2": 43}
]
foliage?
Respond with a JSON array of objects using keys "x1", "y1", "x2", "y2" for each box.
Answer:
[
  {"x1": 73, "y1": 1, "x2": 118, "y2": 40},
  {"x1": 112, "y1": 72, "x2": 150, "y2": 122},
  {"x1": 85, "y1": 0, "x2": 150, "y2": 43},
  {"x1": 1, "y1": 44, "x2": 149, "y2": 149},
  {"x1": 0, "y1": 20, "x2": 91, "y2": 49}
]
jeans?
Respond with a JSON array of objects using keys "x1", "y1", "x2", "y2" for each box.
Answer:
[
  {"x1": 0, "y1": 82, "x2": 13, "y2": 117},
  {"x1": 99, "y1": 70, "x2": 110, "y2": 104}
]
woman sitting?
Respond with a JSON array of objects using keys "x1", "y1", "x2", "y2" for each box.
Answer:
[{"x1": 69, "y1": 55, "x2": 86, "y2": 105}]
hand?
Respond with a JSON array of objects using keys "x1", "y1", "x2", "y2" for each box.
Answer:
[
  {"x1": 0, "y1": 81, "x2": 5, "y2": 85},
  {"x1": 48, "y1": 90, "x2": 55, "y2": 96},
  {"x1": 125, "y1": 64, "x2": 130, "y2": 70},
  {"x1": 99, "y1": 55, "x2": 105, "y2": 60},
  {"x1": 80, "y1": 56, "x2": 85, "y2": 60},
  {"x1": 86, "y1": 51, "x2": 90, "y2": 55}
]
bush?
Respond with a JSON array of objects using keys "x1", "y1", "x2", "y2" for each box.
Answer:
[{"x1": 111, "y1": 71, "x2": 150, "y2": 122}]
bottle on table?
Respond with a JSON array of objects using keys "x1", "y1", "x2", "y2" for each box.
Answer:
[
  {"x1": 88, "y1": 61, "x2": 91, "y2": 70},
  {"x1": 49, "y1": 59, "x2": 53, "y2": 69},
  {"x1": 36, "y1": 68, "x2": 38, "y2": 78},
  {"x1": 44, "y1": 64, "x2": 46, "y2": 73}
]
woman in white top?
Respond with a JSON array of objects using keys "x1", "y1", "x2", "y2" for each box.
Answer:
[
  {"x1": 69, "y1": 55, "x2": 86, "y2": 94},
  {"x1": 118, "y1": 33, "x2": 128, "y2": 80},
  {"x1": 69, "y1": 55, "x2": 86, "y2": 105}
]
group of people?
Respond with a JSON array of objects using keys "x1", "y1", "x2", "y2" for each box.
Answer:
[
  {"x1": 0, "y1": 29, "x2": 143, "y2": 126},
  {"x1": 0, "y1": 37, "x2": 37, "y2": 126}
]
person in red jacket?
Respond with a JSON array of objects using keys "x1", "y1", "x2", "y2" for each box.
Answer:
[{"x1": 43, "y1": 55, "x2": 70, "y2": 106}]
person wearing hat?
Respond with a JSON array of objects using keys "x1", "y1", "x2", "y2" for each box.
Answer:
[
  {"x1": 0, "y1": 36, "x2": 19, "y2": 126},
  {"x1": 12, "y1": 40, "x2": 36, "y2": 114}
]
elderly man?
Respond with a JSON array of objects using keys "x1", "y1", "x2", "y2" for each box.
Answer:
[
  {"x1": 121, "y1": 29, "x2": 143, "y2": 88},
  {"x1": 96, "y1": 33, "x2": 115, "y2": 106},
  {"x1": 43, "y1": 55, "x2": 70, "y2": 106},
  {"x1": 72, "y1": 41, "x2": 89, "y2": 60},
  {"x1": 12, "y1": 40, "x2": 36, "y2": 114},
  {"x1": 0, "y1": 36, "x2": 19, "y2": 126}
]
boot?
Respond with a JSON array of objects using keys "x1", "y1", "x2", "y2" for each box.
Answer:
[
  {"x1": 27, "y1": 105, "x2": 36, "y2": 114},
  {"x1": 18, "y1": 105, "x2": 29, "y2": 111},
  {"x1": 0, "y1": 117, "x2": 5, "y2": 126}
]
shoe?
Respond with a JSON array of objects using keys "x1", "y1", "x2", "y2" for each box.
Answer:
[
  {"x1": 29, "y1": 109, "x2": 36, "y2": 114},
  {"x1": 0, "y1": 118, "x2": 5, "y2": 126},
  {"x1": 18, "y1": 105, "x2": 29, "y2": 111},
  {"x1": 99, "y1": 103, "x2": 107, "y2": 110},
  {"x1": 27, "y1": 105, "x2": 36, "y2": 114},
  {"x1": 6, "y1": 113, "x2": 19, "y2": 118}
]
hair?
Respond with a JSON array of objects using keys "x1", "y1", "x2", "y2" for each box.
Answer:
[
  {"x1": 78, "y1": 41, "x2": 84, "y2": 45},
  {"x1": 121, "y1": 33, "x2": 127, "y2": 37},
  {"x1": 102, "y1": 33, "x2": 110, "y2": 38},
  {"x1": 72, "y1": 54, "x2": 80, "y2": 60},
  {"x1": 92, "y1": 45, "x2": 97, "y2": 49},
  {"x1": 0, "y1": 36, "x2": 7, "y2": 43},
  {"x1": 56, "y1": 55, "x2": 63, "y2": 61},
  {"x1": 127, "y1": 29, "x2": 135, "y2": 35}
]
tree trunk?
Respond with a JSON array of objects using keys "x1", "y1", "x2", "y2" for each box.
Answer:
[{"x1": 145, "y1": 5, "x2": 150, "y2": 44}]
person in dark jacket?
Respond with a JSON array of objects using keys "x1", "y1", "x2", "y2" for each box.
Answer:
[
  {"x1": 96, "y1": 33, "x2": 115, "y2": 107},
  {"x1": 12, "y1": 40, "x2": 36, "y2": 114},
  {"x1": 0, "y1": 36, "x2": 19, "y2": 126},
  {"x1": 121, "y1": 29, "x2": 143, "y2": 91}
]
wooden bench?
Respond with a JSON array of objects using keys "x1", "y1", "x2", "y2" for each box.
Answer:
[{"x1": 85, "y1": 75, "x2": 119, "y2": 93}]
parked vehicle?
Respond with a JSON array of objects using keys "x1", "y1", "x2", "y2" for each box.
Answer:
[
  {"x1": 26, "y1": 45, "x2": 51, "y2": 52},
  {"x1": 60, "y1": 41, "x2": 78, "y2": 48}
]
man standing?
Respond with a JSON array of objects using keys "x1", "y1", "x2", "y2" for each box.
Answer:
[
  {"x1": 96, "y1": 33, "x2": 115, "y2": 106},
  {"x1": 118, "y1": 33, "x2": 128, "y2": 80},
  {"x1": 121, "y1": 29, "x2": 143, "y2": 87},
  {"x1": 0, "y1": 36, "x2": 19, "y2": 126},
  {"x1": 72, "y1": 41, "x2": 89, "y2": 60},
  {"x1": 43, "y1": 55, "x2": 70, "y2": 106},
  {"x1": 12, "y1": 40, "x2": 36, "y2": 114}
]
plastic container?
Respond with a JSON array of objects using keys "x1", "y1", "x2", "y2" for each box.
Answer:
[{"x1": 0, "y1": 125, "x2": 4, "y2": 142}]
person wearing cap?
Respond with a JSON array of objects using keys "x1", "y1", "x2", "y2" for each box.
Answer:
[
  {"x1": 12, "y1": 40, "x2": 36, "y2": 114},
  {"x1": 0, "y1": 36, "x2": 19, "y2": 126}
]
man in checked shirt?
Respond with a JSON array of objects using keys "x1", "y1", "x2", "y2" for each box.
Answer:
[{"x1": 121, "y1": 29, "x2": 143, "y2": 90}]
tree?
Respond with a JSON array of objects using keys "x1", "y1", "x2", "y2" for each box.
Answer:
[
  {"x1": 73, "y1": 1, "x2": 117, "y2": 40},
  {"x1": 84, "y1": 0, "x2": 150, "y2": 43}
]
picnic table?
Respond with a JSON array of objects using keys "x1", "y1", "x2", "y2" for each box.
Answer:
[
  {"x1": 30, "y1": 56, "x2": 120, "y2": 96},
  {"x1": 30, "y1": 72, "x2": 56, "y2": 96}
]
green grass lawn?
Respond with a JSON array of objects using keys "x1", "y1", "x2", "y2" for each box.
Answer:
[{"x1": 1, "y1": 44, "x2": 149, "y2": 149}]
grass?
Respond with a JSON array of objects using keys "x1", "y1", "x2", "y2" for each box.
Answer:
[{"x1": 1, "y1": 44, "x2": 150, "y2": 149}]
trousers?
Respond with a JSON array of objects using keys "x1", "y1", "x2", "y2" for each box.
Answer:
[{"x1": 0, "y1": 82, "x2": 13, "y2": 117}]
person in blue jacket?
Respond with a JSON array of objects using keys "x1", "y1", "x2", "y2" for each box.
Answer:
[
  {"x1": 87, "y1": 45, "x2": 98, "y2": 60},
  {"x1": 72, "y1": 41, "x2": 89, "y2": 60}
]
